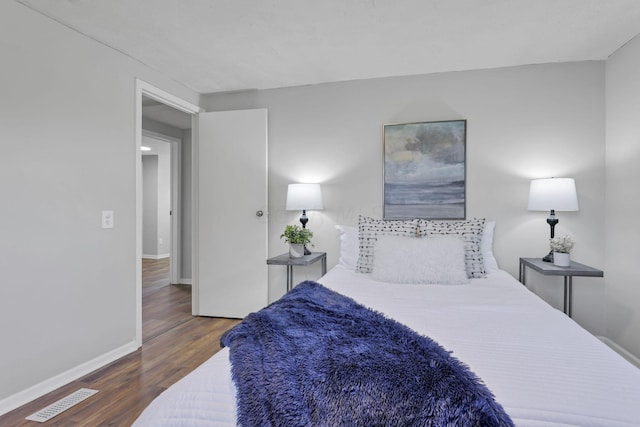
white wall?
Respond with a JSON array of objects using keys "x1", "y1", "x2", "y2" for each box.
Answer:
[
  {"x1": 0, "y1": 1, "x2": 199, "y2": 410},
  {"x1": 605, "y1": 34, "x2": 640, "y2": 358},
  {"x1": 204, "y1": 61, "x2": 607, "y2": 334}
]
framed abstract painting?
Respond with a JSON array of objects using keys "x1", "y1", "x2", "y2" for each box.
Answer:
[{"x1": 383, "y1": 119, "x2": 466, "y2": 219}]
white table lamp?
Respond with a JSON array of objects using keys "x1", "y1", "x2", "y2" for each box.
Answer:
[
  {"x1": 286, "y1": 183, "x2": 323, "y2": 228},
  {"x1": 528, "y1": 177, "x2": 579, "y2": 262},
  {"x1": 286, "y1": 183, "x2": 323, "y2": 255}
]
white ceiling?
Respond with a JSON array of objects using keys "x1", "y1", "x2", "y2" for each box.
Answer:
[{"x1": 17, "y1": 0, "x2": 640, "y2": 94}]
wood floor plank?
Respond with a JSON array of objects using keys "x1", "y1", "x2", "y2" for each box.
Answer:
[{"x1": 141, "y1": 258, "x2": 192, "y2": 342}]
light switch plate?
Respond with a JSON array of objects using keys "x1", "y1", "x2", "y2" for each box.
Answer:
[{"x1": 102, "y1": 210, "x2": 114, "y2": 229}]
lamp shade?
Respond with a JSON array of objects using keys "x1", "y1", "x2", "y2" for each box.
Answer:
[
  {"x1": 528, "y1": 178, "x2": 579, "y2": 211},
  {"x1": 286, "y1": 183, "x2": 324, "y2": 210}
]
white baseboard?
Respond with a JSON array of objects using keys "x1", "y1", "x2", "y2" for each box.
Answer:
[
  {"x1": 142, "y1": 253, "x2": 170, "y2": 260},
  {"x1": 596, "y1": 335, "x2": 640, "y2": 368},
  {"x1": 179, "y1": 278, "x2": 192, "y2": 285},
  {"x1": 0, "y1": 340, "x2": 138, "y2": 416}
]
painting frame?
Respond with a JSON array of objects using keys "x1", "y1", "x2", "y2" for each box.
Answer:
[{"x1": 383, "y1": 119, "x2": 466, "y2": 220}]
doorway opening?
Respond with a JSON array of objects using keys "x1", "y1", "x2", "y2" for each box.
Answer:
[
  {"x1": 136, "y1": 80, "x2": 201, "y2": 346},
  {"x1": 141, "y1": 129, "x2": 187, "y2": 341}
]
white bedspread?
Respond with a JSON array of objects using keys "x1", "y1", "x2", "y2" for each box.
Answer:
[{"x1": 134, "y1": 267, "x2": 640, "y2": 426}]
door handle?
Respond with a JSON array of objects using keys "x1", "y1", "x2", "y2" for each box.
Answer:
[{"x1": 256, "y1": 210, "x2": 264, "y2": 217}]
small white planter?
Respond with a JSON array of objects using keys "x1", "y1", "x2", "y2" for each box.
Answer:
[
  {"x1": 289, "y1": 243, "x2": 305, "y2": 258},
  {"x1": 553, "y1": 252, "x2": 571, "y2": 267}
]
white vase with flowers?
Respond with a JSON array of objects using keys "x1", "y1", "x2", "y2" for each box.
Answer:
[{"x1": 550, "y1": 235, "x2": 574, "y2": 267}]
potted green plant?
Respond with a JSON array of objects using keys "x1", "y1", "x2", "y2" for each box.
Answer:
[
  {"x1": 550, "y1": 234, "x2": 574, "y2": 267},
  {"x1": 281, "y1": 224, "x2": 313, "y2": 258}
]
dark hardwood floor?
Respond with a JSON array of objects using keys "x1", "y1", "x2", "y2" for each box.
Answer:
[
  {"x1": 142, "y1": 257, "x2": 172, "y2": 293},
  {"x1": 142, "y1": 258, "x2": 192, "y2": 342},
  {"x1": 0, "y1": 259, "x2": 240, "y2": 426}
]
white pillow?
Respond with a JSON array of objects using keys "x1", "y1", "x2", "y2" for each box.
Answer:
[
  {"x1": 335, "y1": 225, "x2": 359, "y2": 270},
  {"x1": 481, "y1": 221, "x2": 499, "y2": 273},
  {"x1": 371, "y1": 235, "x2": 469, "y2": 285},
  {"x1": 417, "y1": 218, "x2": 486, "y2": 278},
  {"x1": 356, "y1": 215, "x2": 419, "y2": 273}
]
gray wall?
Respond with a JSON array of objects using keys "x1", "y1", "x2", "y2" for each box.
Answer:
[
  {"x1": 156, "y1": 143, "x2": 171, "y2": 257},
  {"x1": 181, "y1": 129, "x2": 193, "y2": 281},
  {"x1": 0, "y1": 1, "x2": 199, "y2": 407},
  {"x1": 142, "y1": 117, "x2": 184, "y2": 140},
  {"x1": 204, "y1": 61, "x2": 607, "y2": 336},
  {"x1": 141, "y1": 139, "x2": 171, "y2": 259},
  {"x1": 142, "y1": 155, "x2": 159, "y2": 256},
  {"x1": 605, "y1": 34, "x2": 640, "y2": 358}
]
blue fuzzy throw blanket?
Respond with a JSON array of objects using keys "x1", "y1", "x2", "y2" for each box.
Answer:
[{"x1": 221, "y1": 281, "x2": 514, "y2": 427}]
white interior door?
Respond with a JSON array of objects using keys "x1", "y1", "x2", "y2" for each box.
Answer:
[{"x1": 195, "y1": 109, "x2": 268, "y2": 318}]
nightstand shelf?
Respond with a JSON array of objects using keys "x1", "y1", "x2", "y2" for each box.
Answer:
[
  {"x1": 267, "y1": 252, "x2": 327, "y2": 291},
  {"x1": 519, "y1": 257, "x2": 603, "y2": 318}
]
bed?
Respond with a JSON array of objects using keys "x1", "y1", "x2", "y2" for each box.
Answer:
[{"x1": 134, "y1": 218, "x2": 640, "y2": 426}]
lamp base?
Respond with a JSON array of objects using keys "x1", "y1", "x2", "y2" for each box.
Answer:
[{"x1": 543, "y1": 210, "x2": 559, "y2": 263}]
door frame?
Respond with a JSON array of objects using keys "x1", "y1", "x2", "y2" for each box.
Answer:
[
  {"x1": 142, "y1": 129, "x2": 181, "y2": 284},
  {"x1": 135, "y1": 79, "x2": 201, "y2": 347}
]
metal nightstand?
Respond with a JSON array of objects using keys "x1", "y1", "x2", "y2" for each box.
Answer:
[
  {"x1": 267, "y1": 252, "x2": 327, "y2": 291},
  {"x1": 519, "y1": 257, "x2": 603, "y2": 318}
]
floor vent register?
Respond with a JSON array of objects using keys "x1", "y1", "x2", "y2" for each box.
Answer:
[{"x1": 25, "y1": 388, "x2": 99, "y2": 422}]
